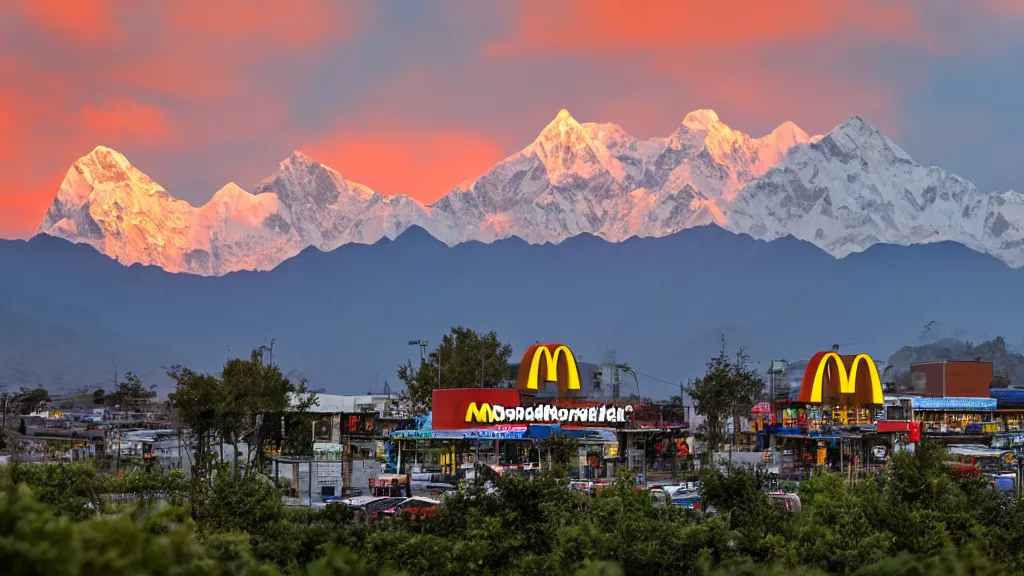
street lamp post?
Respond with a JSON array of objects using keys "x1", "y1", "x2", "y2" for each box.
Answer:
[
  {"x1": 408, "y1": 339, "x2": 438, "y2": 387},
  {"x1": 408, "y1": 340, "x2": 427, "y2": 364}
]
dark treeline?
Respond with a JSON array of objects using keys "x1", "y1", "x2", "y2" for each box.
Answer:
[{"x1": 3, "y1": 440, "x2": 1024, "y2": 575}]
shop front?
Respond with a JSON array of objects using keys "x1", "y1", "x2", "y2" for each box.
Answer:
[
  {"x1": 766, "y1": 351, "x2": 886, "y2": 479},
  {"x1": 386, "y1": 343, "x2": 689, "y2": 485},
  {"x1": 400, "y1": 386, "x2": 634, "y2": 480}
]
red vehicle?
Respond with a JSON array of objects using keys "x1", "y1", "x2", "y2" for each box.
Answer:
[{"x1": 373, "y1": 497, "x2": 440, "y2": 520}]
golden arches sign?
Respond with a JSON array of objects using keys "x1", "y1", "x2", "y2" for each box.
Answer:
[
  {"x1": 797, "y1": 351, "x2": 883, "y2": 406},
  {"x1": 516, "y1": 344, "x2": 581, "y2": 394}
]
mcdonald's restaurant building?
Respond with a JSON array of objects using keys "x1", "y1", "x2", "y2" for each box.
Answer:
[
  {"x1": 763, "y1": 352, "x2": 1023, "y2": 479},
  {"x1": 764, "y1": 351, "x2": 903, "y2": 479},
  {"x1": 387, "y1": 344, "x2": 689, "y2": 483}
]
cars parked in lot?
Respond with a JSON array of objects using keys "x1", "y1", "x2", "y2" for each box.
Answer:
[{"x1": 373, "y1": 497, "x2": 441, "y2": 520}]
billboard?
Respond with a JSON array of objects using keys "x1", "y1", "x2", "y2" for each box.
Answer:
[
  {"x1": 432, "y1": 388, "x2": 522, "y2": 430},
  {"x1": 431, "y1": 388, "x2": 640, "y2": 430},
  {"x1": 796, "y1": 352, "x2": 883, "y2": 406},
  {"x1": 464, "y1": 402, "x2": 634, "y2": 426},
  {"x1": 516, "y1": 344, "x2": 581, "y2": 395}
]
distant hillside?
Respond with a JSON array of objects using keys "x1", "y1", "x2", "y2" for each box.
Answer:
[
  {"x1": 3, "y1": 226, "x2": 1024, "y2": 395},
  {"x1": 0, "y1": 288, "x2": 174, "y2": 393},
  {"x1": 882, "y1": 336, "x2": 1024, "y2": 392}
]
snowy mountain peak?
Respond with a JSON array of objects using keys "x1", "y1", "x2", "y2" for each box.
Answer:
[
  {"x1": 826, "y1": 115, "x2": 913, "y2": 163},
  {"x1": 682, "y1": 109, "x2": 721, "y2": 131},
  {"x1": 725, "y1": 114, "x2": 1024, "y2": 267},
  {"x1": 535, "y1": 108, "x2": 586, "y2": 141},
  {"x1": 767, "y1": 121, "x2": 813, "y2": 149},
  {"x1": 37, "y1": 110, "x2": 1024, "y2": 276},
  {"x1": 525, "y1": 108, "x2": 624, "y2": 182},
  {"x1": 209, "y1": 182, "x2": 251, "y2": 203}
]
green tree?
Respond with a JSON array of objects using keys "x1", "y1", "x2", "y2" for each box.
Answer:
[
  {"x1": 169, "y1": 348, "x2": 317, "y2": 482},
  {"x1": 11, "y1": 386, "x2": 51, "y2": 415},
  {"x1": 168, "y1": 366, "x2": 226, "y2": 481},
  {"x1": 106, "y1": 371, "x2": 156, "y2": 409},
  {"x1": 537, "y1": 435, "x2": 580, "y2": 476},
  {"x1": 686, "y1": 337, "x2": 764, "y2": 457},
  {"x1": 396, "y1": 327, "x2": 514, "y2": 414}
]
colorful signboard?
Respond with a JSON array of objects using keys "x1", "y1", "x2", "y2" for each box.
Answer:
[
  {"x1": 432, "y1": 388, "x2": 521, "y2": 430},
  {"x1": 516, "y1": 344, "x2": 581, "y2": 395},
  {"x1": 797, "y1": 352, "x2": 884, "y2": 406},
  {"x1": 465, "y1": 402, "x2": 634, "y2": 425},
  {"x1": 341, "y1": 412, "x2": 378, "y2": 436}
]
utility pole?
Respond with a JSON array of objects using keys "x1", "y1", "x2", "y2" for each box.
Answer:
[
  {"x1": 269, "y1": 338, "x2": 276, "y2": 367},
  {"x1": 408, "y1": 340, "x2": 428, "y2": 364}
]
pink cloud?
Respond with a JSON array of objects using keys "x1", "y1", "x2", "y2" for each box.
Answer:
[
  {"x1": 302, "y1": 130, "x2": 507, "y2": 203},
  {"x1": 16, "y1": 0, "x2": 122, "y2": 45},
  {"x1": 83, "y1": 99, "x2": 175, "y2": 145}
]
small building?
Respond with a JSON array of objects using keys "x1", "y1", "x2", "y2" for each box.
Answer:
[
  {"x1": 912, "y1": 361, "x2": 994, "y2": 398},
  {"x1": 530, "y1": 362, "x2": 625, "y2": 401}
]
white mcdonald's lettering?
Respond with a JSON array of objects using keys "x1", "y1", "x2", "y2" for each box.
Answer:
[{"x1": 464, "y1": 402, "x2": 635, "y2": 424}]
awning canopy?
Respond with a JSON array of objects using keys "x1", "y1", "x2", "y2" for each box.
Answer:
[
  {"x1": 390, "y1": 427, "x2": 527, "y2": 440},
  {"x1": 389, "y1": 424, "x2": 619, "y2": 443}
]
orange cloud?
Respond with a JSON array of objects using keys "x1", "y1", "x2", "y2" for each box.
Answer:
[
  {"x1": 83, "y1": 99, "x2": 175, "y2": 144},
  {"x1": 484, "y1": 0, "x2": 934, "y2": 138},
  {"x1": 17, "y1": 0, "x2": 121, "y2": 45},
  {"x1": 0, "y1": 179, "x2": 61, "y2": 239},
  {"x1": 0, "y1": 100, "x2": 14, "y2": 157},
  {"x1": 491, "y1": 0, "x2": 931, "y2": 55},
  {"x1": 109, "y1": 50, "x2": 241, "y2": 101},
  {"x1": 302, "y1": 131, "x2": 507, "y2": 203}
]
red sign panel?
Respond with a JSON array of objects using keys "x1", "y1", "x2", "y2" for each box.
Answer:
[{"x1": 432, "y1": 388, "x2": 522, "y2": 430}]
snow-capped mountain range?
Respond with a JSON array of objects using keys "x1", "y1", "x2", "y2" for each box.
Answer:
[{"x1": 39, "y1": 108, "x2": 1024, "y2": 275}]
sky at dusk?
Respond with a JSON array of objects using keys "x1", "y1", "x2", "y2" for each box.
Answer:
[{"x1": 1, "y1": 0, "x2": 1022, "y2": 239}]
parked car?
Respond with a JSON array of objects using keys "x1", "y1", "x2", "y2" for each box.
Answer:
[
  {"x1": 766, "y1": 492, "x2": 801, "y2": 513},
  {"x1": 374, "y1": 497, "x2": 440, "y2": 520},
  {"x1": 338, "y1": 496, "x2": 405, "y2": 520}
]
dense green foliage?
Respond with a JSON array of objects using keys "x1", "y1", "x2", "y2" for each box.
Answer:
[
  {"x1": 105, "y1": 371, "x2": 157, "y2": 408},
  {"x1": 396, "y1": 326, "x2": 516, "y2": 414},
  {"x1": 3, "y1": 441, "x2": 1024, "y2": 575},
  {"x1": 168, "y1": 349, "x2": 317, "y2": 481},
  {"x1": 686, "y1": 339, "x2": 765, "y2": 455}
]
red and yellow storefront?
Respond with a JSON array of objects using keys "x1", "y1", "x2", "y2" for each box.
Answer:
[{"x1": 390, "y1": 343, "x2": 688, "y2": 484}]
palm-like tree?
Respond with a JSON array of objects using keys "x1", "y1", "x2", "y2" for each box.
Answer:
[{"x1": 615, "y1": 363, "x2": 641, "y2": 398}]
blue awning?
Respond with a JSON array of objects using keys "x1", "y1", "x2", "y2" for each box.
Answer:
[
  {"x1": 911, "y1": 397, "x2": 996, "y2": 411},
  {"x1": 390, "y1": 428, "x2": 527, "y2": 440}
]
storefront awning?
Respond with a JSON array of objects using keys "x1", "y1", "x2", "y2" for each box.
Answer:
[
  {"x1": 912, "y1": 397, "x2": 997, "y2": 411},
  {"x1": 389, "y1": 424, "x2": 617, "y2": 443},
  {"x1": 390, "y1": 427, "x2": 527, "y2": 440}
]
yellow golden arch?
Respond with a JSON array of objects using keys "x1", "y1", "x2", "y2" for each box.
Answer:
[
  {"x1": 518, "y1": 344, "x2": 581, "y2": 392},
  {"x1": 803, "y1": 352, "x2": 883, "y2": 405}
]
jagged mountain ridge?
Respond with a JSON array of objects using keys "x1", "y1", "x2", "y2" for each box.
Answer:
[
  {"x1": 38, "y1": 108, "x2": 1024, "y2": 275},
  {"x1": 40, "y1": 147, "x2": 437, "y2": 275},
  {"x1": 882, "y1": 336, "x2": 1024, "y2": 392},
  {"x1": 724, "y1": 116, "x2": 1024, "y2": 268}
]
